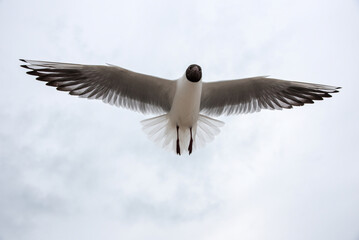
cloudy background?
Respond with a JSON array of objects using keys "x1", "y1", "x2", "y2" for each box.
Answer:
[{"x1": 1, "y1": 0, "x2": 359, "y2": 239}]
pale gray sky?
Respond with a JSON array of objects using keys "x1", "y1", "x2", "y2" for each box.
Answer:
[{"x1": 1, "y1": 0, "x2": 359, "y2": 239}]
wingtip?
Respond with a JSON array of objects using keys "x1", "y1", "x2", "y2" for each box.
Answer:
[
  {"x1": 20, "y1": 64, "x2": 30, "y2": 69},
  {"x1": 331, "y1": 86, "x2": 341, "y2": 93},
  {"x1": 26, "y1": 70, "x2": 38, "y2": 76},
  {"x1": 20, "y1": 59, "x2": 28, "y2": 68}
]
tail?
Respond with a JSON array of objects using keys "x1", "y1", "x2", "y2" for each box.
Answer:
[{"x1": 141, "y1": 114, "x2": 224, "y2": 155}]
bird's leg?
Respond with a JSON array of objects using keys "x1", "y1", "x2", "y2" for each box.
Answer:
[
  {"x1": 188, "y1": 127, "x2": 193, "y2": 155},
  {"x1": 176, "y1": 125, "x2": 181, "y2": 155}
]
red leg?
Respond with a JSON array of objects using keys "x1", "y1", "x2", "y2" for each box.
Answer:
[
  {"x1": 176, "y1": 125, "x2": 181, "y2": 155},
  {"x1": 188, "y1": 127, "x2": 193, "y2": 155}
]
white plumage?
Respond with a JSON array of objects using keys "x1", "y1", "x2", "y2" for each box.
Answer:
[{"x1": 20, "y1": 59, "x2": 340, "y2": 155}]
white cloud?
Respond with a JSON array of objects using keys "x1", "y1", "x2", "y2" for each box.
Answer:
[{"x1": 0, "y1": 0, "x2": 358, "y2": 239}]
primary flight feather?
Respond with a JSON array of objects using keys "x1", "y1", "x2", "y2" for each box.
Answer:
[{"x1": 20, "y1": 59, "x2": 340, "y2": 155}]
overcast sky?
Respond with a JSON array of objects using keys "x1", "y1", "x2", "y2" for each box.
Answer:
[{"x1": 1, "y1": 0, "x2": 359, "y2": 239}]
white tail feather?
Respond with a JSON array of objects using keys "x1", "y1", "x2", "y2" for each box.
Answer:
[
  {"x1": 195, "y1": 114, "x2": 224, "y2": 149},
  {"x1": 141, "y1": 114, "x2": 224, "y2": 154}
]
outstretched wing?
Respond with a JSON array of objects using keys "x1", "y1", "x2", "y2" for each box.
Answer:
[
  {"x1": 200, "y1": 76, "x2": 340, "y2": 116},
  {"x1": 20, "y1": 59, "x2": 176, "y2": 114}
]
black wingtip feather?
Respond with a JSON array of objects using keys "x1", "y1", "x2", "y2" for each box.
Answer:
[
  {"x1": 20, "y1": 64, "x2": 30, "y2": 69},
  {"x1": 56, "y1": 87, "x2": 71, "y2": 92},
  {"x1": 46, "y1": 81, "x2": 61, "y2": 87},
  {"x1": 26, "y1": 70, "x2": 39, "y2": 76},
  {"x1": 68, "y1": 91, "x2": 79, "y2": 96},
  {"x1": 322, "y1": 93, "x2": 332, "y2": 98}
]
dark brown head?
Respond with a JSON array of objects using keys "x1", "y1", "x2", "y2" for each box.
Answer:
[{"x1": 186, "y1": 64, "x2": 202, "y2": 82}]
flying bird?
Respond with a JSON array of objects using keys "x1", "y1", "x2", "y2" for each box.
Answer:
[{"x1": 20, "y1": 59, "x2": 340, "y2": 155}]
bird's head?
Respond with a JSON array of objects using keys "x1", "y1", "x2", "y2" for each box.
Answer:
[{"x1": 186, "y1": 64, "x2": 202, "y2": 82}]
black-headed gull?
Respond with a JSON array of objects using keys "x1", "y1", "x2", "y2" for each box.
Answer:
[{"x1": 20, "y1": 59, "x2": 340, "y2": 155}]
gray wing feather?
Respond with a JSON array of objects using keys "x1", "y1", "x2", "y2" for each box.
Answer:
[
  {"x1": 200, "y1": 76, "x2": 340, "y2": 116},
  {"x1": 20, "y1": 59, "x2": 176, "y2": 114}
]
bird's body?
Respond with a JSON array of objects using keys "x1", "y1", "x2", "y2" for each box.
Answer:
[
  {"x1": 20, "y1": 59, "x2": 340, "y2": 155},
  {"x1": 169, "y1": 72, "x2": 202, "y2": 129}
]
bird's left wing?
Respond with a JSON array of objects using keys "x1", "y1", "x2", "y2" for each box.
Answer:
[
  {"x1": 20, "y1": 59, "x2": 176, "y2": 114},
  {"x1": 200, "y1": 76, "x2": 340, "y2": 116}
]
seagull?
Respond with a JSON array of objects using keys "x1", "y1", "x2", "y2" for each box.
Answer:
[{"x1": 20, "y1": 59, "x2": 340, "y2": 155}]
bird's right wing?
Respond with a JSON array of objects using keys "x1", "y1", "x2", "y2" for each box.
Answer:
[
  {"x1": 200, "y1": 76, "x2": 340, "y2": 116},
  {"x1": 20, "y1": 59, "x2": 176, "y2": 114}
]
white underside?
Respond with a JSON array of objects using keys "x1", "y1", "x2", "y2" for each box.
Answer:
[
  {"x1": 141, "y1": 114, "x2": 224, "y2": 154},
  {"x1": 140, "y1": 74, "x2": 224, "y2": 154}
]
